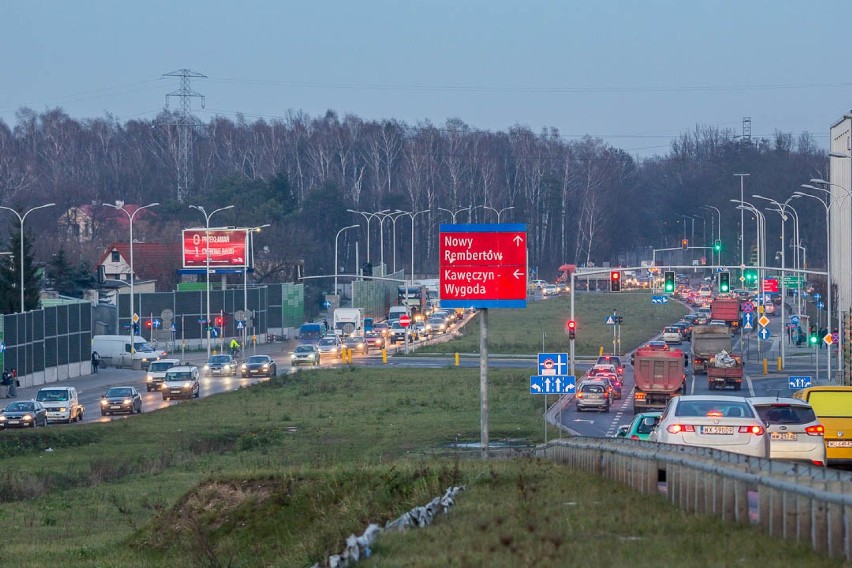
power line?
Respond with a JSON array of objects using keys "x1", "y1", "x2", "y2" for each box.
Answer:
[{"x1": 163, "y1": 69, "x2": 206, "y2": 203}]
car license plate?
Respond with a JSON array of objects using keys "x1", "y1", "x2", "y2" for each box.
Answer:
[
  {"x1": 770, "y1": 432, "x2": 797, "y2": 441},
  {"x1": 250, "y1": 370, "x2": 258, "y2": 374},
  {"x1": 171, "y1": 390, "x2": 182, "y2": 395},
  {"x1": 110, "y1": 405, "x2": 121, "y2": 410},
  {"x1": 827, "y1": 440, "x2": 852, "y2": 448},
  {"x1": 7, "y1": 420, "x2": 19, "y2": 425},
  {"x1": 701, "y1": 426, "x2": 734, "y2": 435}
]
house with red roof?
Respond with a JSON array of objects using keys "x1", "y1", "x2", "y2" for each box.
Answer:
[{"x1": 98, "y1": 242, "x2": 182, "y2": 292}]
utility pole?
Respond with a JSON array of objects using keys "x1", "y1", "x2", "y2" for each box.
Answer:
[{"x1": 164, "y1": 68, "x2": 206, "y2": 203}]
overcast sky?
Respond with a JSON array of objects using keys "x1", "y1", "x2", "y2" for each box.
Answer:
[{"x1": 2, "y1": 1, "x2": 851, "y2": 159}]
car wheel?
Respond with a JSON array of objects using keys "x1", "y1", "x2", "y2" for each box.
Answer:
[{"x1": 194, "y1": 389, "x2": 200, "y2": 398}]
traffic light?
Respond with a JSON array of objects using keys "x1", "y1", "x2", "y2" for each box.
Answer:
[
  {"x1": 681, "y1": 238, "x2": 689, "y2": 250},
  {"x1": 713, "y1": 240, "x2": 722, "y2": 253},
  {"x1": 215, "y1": 315, "x2": 224, "y2": 327},
  {"x1": 567, "y1": 320, "x2": 576, "y2": 340},
  {"x1": 616, "y1": 315, "x2": 623, "y2": 324},
  {"x1": 664, "y1": 271, "x2": 675, "y2": 293},
  {"x1": 145, "y1": 319, "x2": 152, "y2": 329},
  {"x1": 610, "y1": 271, "x2": 622, "y2": 292},
  {"x1": 719, "y1": 272, "x2": 730, "y2": 293},
  {"x1": 809, "y1": 326, "x2": 818, "y2": 345}
]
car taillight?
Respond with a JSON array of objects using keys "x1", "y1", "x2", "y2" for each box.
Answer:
[
  {"x1": 811, "y1": 460, "x2": 825, "y2": 467},
  {"x1": 805, "y1": 424, "x2": 825, "y2": 436},
  {"x1": 576, "y1": 392, "x2": 583, "y2": 399},
  {"x1": 739, "y1": 425, "x2": 765, "y2": 436},
  {"x1": 630, "y1": 435, "x2": 640, "y2": 440},
  {"x1": 666, "y1": 424, "x2": 695, "y2": 434},
  {"x1": 603, "y1": 392, "x2": 609, "y2": 398}
]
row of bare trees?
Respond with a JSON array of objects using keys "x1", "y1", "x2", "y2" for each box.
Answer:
[{"x1": 0, "y1": 106, "x2": 830, "y2": 288}]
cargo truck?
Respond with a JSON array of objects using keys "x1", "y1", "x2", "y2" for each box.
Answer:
[
  {"x1": 690, "y1": 326, "x2": 733, "y2": 374},
  {"x1": 707, "y1": 352, "x2": 744, "y2": 390},
  {"x1": 332, "y1": 308, "x2": 363, "y2": 337},
  {"x1": 632, "y1": 345, "x2": 686, "y2": 414},
  {"x1": 710, "y1": 297, "x2": 741, "y2": 333}
]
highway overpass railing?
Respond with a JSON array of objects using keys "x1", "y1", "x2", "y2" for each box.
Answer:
[{"x1": 536, "y1": 437, "x2": 852, "y2": 562}]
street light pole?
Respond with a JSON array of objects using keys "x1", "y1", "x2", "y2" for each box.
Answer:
[
  {"x1": 347, "y1": 208, "x2": 390, "y2": 266},
  {"x1": 0, "y1": 203, "x2": 56, "y2": 313},
  {"x1": 483, "y1": 205, "x2": 515, "y2": 223},
  {"x1": 240, "y1": 224, "x2": 270, "y2": 352},
  {"x1": 335, "y1": 225, "x2": 359, "y2": 298},
  {"x1": 397, "y1": 209, "x2": 429, "y2": 283},
  {"x1": 103, "y1": 201, "x2": 160, "y2": 349},
  {"x1": 388, "y1": 211, "x2": 407, "y2": 274},
  {"x1": 735, "y1": 173, "x2": 750, "y2": 268},
  {"x1": 189, "y1": 204, "x2": 235, "y2": 358},
  {"x1": 438, "y1": 206, "x2": 473, "y2": 224}
]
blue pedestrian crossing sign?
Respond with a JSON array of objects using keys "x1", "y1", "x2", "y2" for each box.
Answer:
[
  {"x1": 236, "y1": 320, "x2": 245, "y2": 330},
  {"x1": 742, "y1": 312, "x2": 755, "y2": 329},
  {"x1": 605, "y1": 315, "x2": 616, "y2": 325},
  {"x1": 170, "y1": 323, "x2": 176, "y2": 333},
  {"x1": 757, "y1": 327, "x2": 771, "y2": 340},
  {"x1": 789, "y1": 376, "x2": 812, "y2": 390},
  {"x1": 530, "y1": 375, "x2": 576, "y2": 394}
]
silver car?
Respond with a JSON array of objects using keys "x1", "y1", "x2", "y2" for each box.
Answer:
[
  {"x1": 576, "y1": 380, "x2": 611, "y2": 413},
  {"x1": 650, "y1": 395, "x2": 769, "y2": 459},
  {"x1": 750, "y1": 397, "x2": 826, "y2": 467}
]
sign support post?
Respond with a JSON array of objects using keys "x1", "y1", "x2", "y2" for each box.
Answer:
[{"x1": 480, "y1": 308, "x2": 489, "y2": 460}]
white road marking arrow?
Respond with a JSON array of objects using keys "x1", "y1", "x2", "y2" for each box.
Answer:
[{"x1": 513, "y1": 269, "x2": 524, "y2": 279}]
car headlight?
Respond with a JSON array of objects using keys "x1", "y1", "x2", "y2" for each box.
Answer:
[
  {"x1": 262, "y1": 364, "x2": 269, "y2": 370},
  {"x1": 183, "y1": 382, "x2": 192, "y2": 388},
  {"x1": 23, "y1": 415, "x2": 33, "y2": 421},
  {"x1": 291, "y1": 354, "x2": 297, "y2": 359},
  {"x1": 146, "y1": 374, "x2": 154, "y2": 381},
  {"x1": 123, "y1": 399, "x2": 132, "y2": 405},
  {"x1": 241, "y1": 364, "x2": 248, "y2": 370},
  {"x1": 204, "y1": 364, "x2": 210, "y2": 370},
  {"x1": 0, "y1": 415, "x2": 6, "y2": 422}
]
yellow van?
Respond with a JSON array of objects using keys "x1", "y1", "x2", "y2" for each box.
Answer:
[{"x1": 792, "y1": 386, "x2": 852, "y2": 464}]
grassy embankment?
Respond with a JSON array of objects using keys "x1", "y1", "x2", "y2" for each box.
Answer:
[
  {"x1": 0, "y1": 293, "x2": 838, "y2": 567},
  {"x1": 420, "y1": 291, "x2": 688, "y2": 355}
]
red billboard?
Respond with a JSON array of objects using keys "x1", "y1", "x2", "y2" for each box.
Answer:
[
  {"x1": 439, "y1": 224, "x2": 527, "y2": 309},
  {"x1": 182, "y1": 229, "x2": 248, "y2": 268},
  {"x1": 762, "y1": 278, "x2": 779, "y2": 293}
]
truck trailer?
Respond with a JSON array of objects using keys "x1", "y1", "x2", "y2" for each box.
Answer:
[
  {"x1": 632, "y1": 345, "x2": 686, "y2": 414},
  {"x1": 710, "y1": 297, "x2": 741, "y2": 333},
  {"x1": 691, "y1": 326, "x2": 733, "y2": 374}
]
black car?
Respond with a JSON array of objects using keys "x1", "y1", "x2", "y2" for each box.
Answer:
[
  {"x1": 0, "y1": 400, "x2": 48, "y2": 428},
  {"x1": 100, "y1": 386, "x2": 143, "y2": 416},
  {"x1": 342, "y1": 335, "x2": 369, "y2": 355},
  {"x1": 240, "y1": 355, "x2": 278, "y2": 378},
  {"x1": 204, "y1": 354, "x2": 238, "y2": 376}
]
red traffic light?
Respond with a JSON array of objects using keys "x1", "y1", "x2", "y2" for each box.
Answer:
[
  {"x1": 610, "y1": 271, "x2": 620, "y2": 281},
  {"x1": 145, "y1": 320, "x2": 152, "y2": 328},
  {"x1": 567, "y1": 320, "x2": 576, "y2": 331},
  {"x1": 215, "y1": 316, "x2": 224, "y2": 326}
]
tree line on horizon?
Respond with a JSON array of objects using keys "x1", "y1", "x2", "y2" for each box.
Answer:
[{"x1": 0, "y1": 106, "x2": 830, "y2": 308}]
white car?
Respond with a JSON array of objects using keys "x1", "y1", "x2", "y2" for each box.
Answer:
[
  {"x1": 662, "y1": 326, "x2": 682, "y2": 344},
  {"x1": 708, "y1": 319, "x2": 728, "y2": 327},
  {"x1": 649, "y1": 395, "x2": 769, "y2": 459},
  {"x1": 542, "y1": 284, "x2": 559, "y2": 296},
  {"x1": 749, "y1": 397, "x2": 826, "y2": 467}
]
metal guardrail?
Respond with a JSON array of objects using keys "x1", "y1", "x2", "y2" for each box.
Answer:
[{"x1": 537, "y1": 437, "x2": 852, "y2": 561}]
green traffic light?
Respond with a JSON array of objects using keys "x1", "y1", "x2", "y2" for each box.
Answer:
[
  {"x1": 809, "y1": 335, "x2": 818, "y2": 345},
  {"x1": 713, "y1": 241, "x2": 722, "y2": 252}
]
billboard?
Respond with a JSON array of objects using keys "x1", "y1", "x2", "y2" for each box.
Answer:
[{"x1": 182, "y1": 229, "x2": 248, "y2": 268}]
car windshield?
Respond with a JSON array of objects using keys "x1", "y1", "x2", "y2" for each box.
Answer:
[
  {"x1": 675, "y1": 400, "x2": 755, "y2": 418},
  {"x1": 347, "y1": 336, "x2": 364, "y2": 342},
  {"x1": 6, "y1": 402, "x2": 35, "y2": 412},
  {"x1": 148, "y1": 361, "x2": 176, "y2": 371},
  {"x1": 803, "y1": 392, "x2": 852, "y2": 418},
  {"x1": 106, "y1": 388, "x2": 133, "y2": 397},
  {"x1": 582, "y1": 384, "x2": 605, "y2": 394},
  {"x1": 665, "y1": 327, "x2": 679, "y2": 333},
  {"x1": 209, "y1": 355, "x2": 231, "y2": 364},
  {"x1": 166, "y1": 371, "x2": 193, "y2": 381},
  {"x1": 318, "y1": 338, "x2": 337, "y2": 346},
  {"x1": 755, "y1": 405, "x2": 816, "y2": 425},
  {"x1": 300, "y1": 327, "x2": 323, "y2": 340},
  {"x1": 294, "y1": 346, "x2": 316, "y2": 354},
  {"x1": 36, "y1": 390, "x2": 68, "y2": 402},
  {"x1": 636, "y1": 415, "x2": 660, "y2": 435},
  {"x1": 133, "y1": 341, "x2": 155, "y2": 353},
  {"x1": 246, "y1": 356, "x2": 268, "y2": 364}
]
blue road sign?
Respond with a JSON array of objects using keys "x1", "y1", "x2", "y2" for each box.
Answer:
[
  {"x1": 0, "y1": 342, "x2": 5, "y2": 353},
  {"x1": 152, "y1": 318, "x2": 162, "y2": 329},
  {"x1": 211, "y1": 328, "x2": 219, "y2": 338},
  {"x1": 530, "y1": 375, "x2": 576, "y2": 394},
  {"x1": 790, "y1": 315, "x2": 800, "y2": 325},
  {"x1": 758, "y1": 327, "x2": 771, "y2": 340},
  {"x1": 170, "y1": 323, "x2": 176, "y2": 333},
  {"x1": 742, "y1": 312, "x2": 755, "y2": 327},
  {"x1": 323, "y1": 300, "x2": 331, "y2": 309},
  {"x1": 198, "y1": 319, "x2": 208, "y2": 324},
  {"x1": 817, "y1": 301, "x2": 825, "y2": 310},
  {"x1": 742, "y1": 301, "x2": 755, "y2": 313},
  {"x1": 236, "y1": 320, "x2": 245, "y2": 330},
  {"x1": 789, "y1": 376, "x2": 812, "y2": 390},
  {"x1": 814, "y1": 293, "x2": 822, "y2": 300},
  {"x1": 538, "y1": 353, "x2": 569, "y2": 376},
  {"x1": 605, "y1": 316, "x2": 616, "y2": 325},
  {"x1": 651, "y1": 295, "x2": 669, "y2": 304}
]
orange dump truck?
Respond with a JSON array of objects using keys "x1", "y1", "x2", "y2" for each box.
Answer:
[
  {"x1": 707, "y1": 352, "x2": 744, "y2": 390},
  {"x1": 632, "y1": 345, "x2": 686, "y2": 414},
  {"x1": 710, "y1": 297, "x2": 741, "y2": 333}
]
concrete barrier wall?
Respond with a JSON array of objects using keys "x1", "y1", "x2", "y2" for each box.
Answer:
[{"x1": 537, "y1": 438, "x2": 852, "y2": 562}]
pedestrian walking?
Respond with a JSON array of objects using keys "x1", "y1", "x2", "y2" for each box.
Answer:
[
  {"x1": 91, "y1": 350, "x2": 101, "y2": 374},
  {"x1": 323, "y1": 318, "x2": 329, "y2": 333},
  {"x1": 8, "y1": 369, "x2": 18, "y2": 398},
  {"x1": 0, "y1": 371, "x2": 9, "y2": 398}
]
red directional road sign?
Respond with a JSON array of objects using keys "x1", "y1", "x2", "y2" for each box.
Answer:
[
  {"x1": 399, "y1": 314, "x2": 411, "y2": 327},
  {"x1": 439, "y1": 223, "x2": 527, "y2": 309}
]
